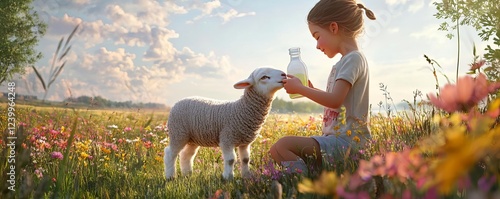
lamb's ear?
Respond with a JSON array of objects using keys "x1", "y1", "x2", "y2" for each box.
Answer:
[{"x1": 233, "y1": 78, "x2": 253, "y2": 89}]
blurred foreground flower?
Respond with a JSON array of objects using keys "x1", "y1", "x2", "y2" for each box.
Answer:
[
  {"x1": 298, "y1": 171, "x2": 338, "y2": 196},
  {"x1": 428, "y1": 73, "x2": 500, "y2": 113}
]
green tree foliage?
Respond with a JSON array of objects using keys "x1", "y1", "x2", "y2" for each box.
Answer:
[
  {"x1": 63, "y1": 95, "x2": 167, "y2": 109},
  {"x1": 434, "y1": 0, "x2": 500, "y2": 81},
  {"x1": 0, "y1": 0, "x2": 47, "y2": 85},
  {"x1": 271, "y1": 97, "x2": 324, "y2": 113}
]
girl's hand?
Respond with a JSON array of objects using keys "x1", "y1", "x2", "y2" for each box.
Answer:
[{"x1": 283, "y1": 74, "x2": 305, "y2": 94}]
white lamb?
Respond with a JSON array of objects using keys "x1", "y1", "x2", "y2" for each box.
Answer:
[{"x1": 164, "y1": 67, "x2": 286, "y2": 180}]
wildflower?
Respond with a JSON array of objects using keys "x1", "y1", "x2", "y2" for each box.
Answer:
[
  {"x1": 428, "y1": 73, "x2": 500, "y2": 112},
  {"x1": 298, "y1": 171, "x2": 338, "y2": 195},
  {"x1": 352, "y1": 136, "x2": 360, "y2": 143},
  {"x1": 80, "y1": 152, "x2": 90, "y2": 159},
  {"x1": 478, "y1": 176, "x2": 496, "y2": 192},
  {"x1": 51, "y1": 151, "x2": 63, "y2": 160},
  {"x1": 107, "y1": 124, "x2": 118, "y2": 129},
  {"x1": 35, "y1": 168, "x2": 43, "y2": 178},
  {"x1": 144, "y1": 141, "x2": 153, "y2": 149},
  {"x1": 124, "y1": 127, "x2": 132, "y2": 132},
  {"x1": 469, "y1": 59, "x2": 486, "y2": 71},
  {"x1": 346, "y1": 130, "x2": 352, "y2": 137},
  {"x1": 61, "y1": 126, "x2": 65, "y2": 133},
  {"x1": 159, "y1": 137, "x2": 168, "y2": 144},
  {"x1": 101, "y1": 147, "x2": 111, "y2": 154}
]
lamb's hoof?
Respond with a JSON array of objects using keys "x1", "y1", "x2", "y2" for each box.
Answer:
[
  {"x1": 241, "y1": 170, "x2": 254, "y2": 179},
  {"x1": 221, "y1": 174, "x2": 234, "y2": 182},
  {"x1": 165, "y1": 176, "x2": 175, "y2": 182},
  {"x1": 271, "y1": 180, "x2": 283, "y2": 199}
]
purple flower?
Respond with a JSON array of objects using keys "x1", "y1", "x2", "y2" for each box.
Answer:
[
  {"x1": 478, "y1": 175, "x2": 496, "y2": 192},
  {"x1": 51, "y1": 151, "x2": 63, "y2": 160}
]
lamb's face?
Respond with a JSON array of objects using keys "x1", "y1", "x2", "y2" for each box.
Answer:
[{"x1": 234, "y1": 67, "x2": 286, "y2": 97}]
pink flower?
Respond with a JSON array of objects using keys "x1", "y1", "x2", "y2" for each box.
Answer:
[
  {"x1": 35, "y1": 169, "x2": 43, "y2": 178},
  {"x1": 470, "y1": 59, "x2": 486, "y2": 71},
  {"x1": 51, "y1": 151, "x2": 63, "y2": 160},
  {"x1": 428, "y1": 73, "x2": 500, "y2": 112}
]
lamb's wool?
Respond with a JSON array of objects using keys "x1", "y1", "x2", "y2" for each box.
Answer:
[{"x1": 164, "y1": 67, "x2": 284, "y2": 180}]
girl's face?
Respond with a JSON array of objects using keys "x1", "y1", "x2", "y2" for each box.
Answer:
[{"x1": 308, "y1": 23, "x2": 340, "y2": 58}]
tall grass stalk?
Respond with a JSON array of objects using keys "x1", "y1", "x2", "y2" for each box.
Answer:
[{"x1": 31, "y1": 24, "x2": 80, "y2": 101}]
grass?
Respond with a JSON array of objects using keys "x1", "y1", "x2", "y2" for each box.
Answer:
[{"x1": 0, "y1": 97, "x2": 499, "y2": 198}]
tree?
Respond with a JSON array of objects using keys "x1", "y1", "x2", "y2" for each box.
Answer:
[
  {"x1": 0, "y1": 0, "x2": 47, "y2": 85},
  {"x1": 434, "y1": 0, "x2": 500, "y2": 82}
]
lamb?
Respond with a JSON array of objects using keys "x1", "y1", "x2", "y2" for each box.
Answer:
[{"x1": 164, "y1": 67, "x2": 286, "y2": 180}]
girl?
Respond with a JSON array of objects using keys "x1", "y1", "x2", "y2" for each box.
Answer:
[{"x1": 270, "y1": 0, "x2": 376, "y2": 172}]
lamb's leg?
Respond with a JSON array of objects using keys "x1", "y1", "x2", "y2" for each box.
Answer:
[
  {"x1": 220, "y1": 143, "x2": 236, "y2": 180},
  {"x1": 238, "y1": 144, "x2": 251, "y2": 178},
  {"x1": 164, "y1": 137, "x2": 187, "y2": 179},
  {"x1": 179, "y1": 144, "x2": 200, "y2": 176}
]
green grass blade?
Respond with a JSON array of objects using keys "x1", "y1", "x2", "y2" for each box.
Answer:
[
  {"x1": 64, "y1": 24, "x2": 80, "y2": 49},
  {"x1": 48, "y1": 61, "x2": 66, "y2": 88},
  {"x1": 31, "y1": 65, "x2": 47, "y2": 91},
  {"x1": 58, "y1": 46, "x2": 72, "y2": 62},
  {"x1": 50, "y1": 37, "x2": 64, "y2": 78},
  {"x1": 52, "y1": 112, "x2": 78, "y2": 199}
]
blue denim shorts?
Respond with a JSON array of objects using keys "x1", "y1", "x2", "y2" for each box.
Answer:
[{"x1": 311, "y1": 135, "x2": 351, "y2": 162}]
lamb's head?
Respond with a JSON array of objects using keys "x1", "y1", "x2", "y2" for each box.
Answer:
[{"x1": 233, "y1": 67, "x2": 286, "y2": 98}]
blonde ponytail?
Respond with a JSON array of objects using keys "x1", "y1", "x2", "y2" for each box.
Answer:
[{"x1": 357, "y1": 3, "x2": 376, "y2": 20}]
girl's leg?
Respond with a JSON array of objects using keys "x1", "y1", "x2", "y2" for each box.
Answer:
[{"x1": 269, "y1": 136, "x2": 322, "y2": 165}]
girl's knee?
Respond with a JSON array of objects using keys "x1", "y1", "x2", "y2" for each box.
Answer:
[{"x1": 269, "y1": 144, "x2": 280, "y2": 161}]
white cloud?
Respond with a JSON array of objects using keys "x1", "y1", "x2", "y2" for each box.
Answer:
[
  {"x1": 143, "y1": 27, "x2": 179, "y2": 62},
  {"x1": 385, "y1": 0, "x2": 408, "y2": 6},
  {"x1": 105, "y1": 4, "x2": 144, "y2": 31},
  {"x1": 408, "y1": 0, "x2": 425, "y2": 13},
  {"x1": 217, "y1": 9, "x2": 256, "y2": 24},
  {"x1": 410, "y1": 24, "x2": 448, "y2": 43},
  {"x1": 193, "y1": 0, "x2": 222, "y2": 15},
  {"x1": 388, "y1": 27, "x2": 400, "y2": 33}
]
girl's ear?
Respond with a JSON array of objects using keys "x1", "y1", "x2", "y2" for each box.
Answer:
[{"x1": 329, "y1": 22, "x2": 338, "y2": 34}]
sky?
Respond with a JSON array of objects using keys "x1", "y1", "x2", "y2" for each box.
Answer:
[{"x1": 5, "y1": 0, "x2": 493, "y2": 109}]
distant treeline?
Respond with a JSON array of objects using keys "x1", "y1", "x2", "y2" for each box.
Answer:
[
  {"x1": 1, "y1": 93, "x2": 322, "y2": 112},
  {"x1": 271, "y1": 97, "x2": 323, "y2": 113},
  {"x1": 63, "y1": 95, "x2": 167, "y2": 109}
]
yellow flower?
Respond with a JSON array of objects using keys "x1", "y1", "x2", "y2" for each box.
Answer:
[
  {"x1": 346, "y1": 130, "x2": 352, "y2": 137},
  {"x1": 298, "y1": 171, "x2": 338, "y2": 196},
  {"x1": 61, "y1": 126, "x2": 65, "y2": 133},
  {"x1": 101, "y1": 147, "x2": 111, "y2": 154},
  {"x1": 80, "y1": 152, "x2": 90, "y2": 159},
  {"x1": 353, "y1": 136, "x2": 360, "y2": 143}
]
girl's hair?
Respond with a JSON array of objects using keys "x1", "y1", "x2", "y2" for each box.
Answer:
[{"x1": 307, "y1": 0, "x2": 376, "y2": 38}]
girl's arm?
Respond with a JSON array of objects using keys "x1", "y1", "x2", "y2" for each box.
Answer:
[{"x1": 284, "y1": 75, "x2": 351, "y2": 109}]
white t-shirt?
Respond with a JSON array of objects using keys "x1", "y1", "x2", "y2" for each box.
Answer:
[{"x1": 322, "y1": 50, "x2": 371, "y2": 144}]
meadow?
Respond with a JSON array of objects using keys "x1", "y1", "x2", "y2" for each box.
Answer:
[{"x1": 1, "y1": 72, "x2": 500, "y2": 199}]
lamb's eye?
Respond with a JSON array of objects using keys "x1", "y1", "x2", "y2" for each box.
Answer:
[{"x1": 260, "y1": 75, "x2": 270, "y2": 80}]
